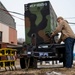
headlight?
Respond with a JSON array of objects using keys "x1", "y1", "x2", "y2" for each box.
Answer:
[{"x1": 27, "y1": 52, "x2": 31, "y2": 54}]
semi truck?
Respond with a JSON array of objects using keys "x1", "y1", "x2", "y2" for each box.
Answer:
[{"x1": 19, "y1": 1, "x2": 66, "y2": 69}]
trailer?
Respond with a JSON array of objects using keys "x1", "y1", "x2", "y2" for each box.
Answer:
[{"x1": 19, "y1": 1, "x2": 66, "y2": 69}]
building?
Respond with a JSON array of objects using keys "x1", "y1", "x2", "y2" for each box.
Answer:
[{"x1": 0, "y1": 2, "x2": 17, "y2": 48}]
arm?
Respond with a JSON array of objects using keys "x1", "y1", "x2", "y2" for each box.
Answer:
[
  {"x1": 51, "y1": 22, "x2": 64, "y2": 37},
  {"x1": 58, "y1": 35, "x2": 62, "y2": 43}
]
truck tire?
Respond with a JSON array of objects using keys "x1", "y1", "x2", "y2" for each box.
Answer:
[
  {"x1": 63, "y1": 58, "x2": 66, "y2": 67},
  {"x1": 20, "y1": 58, "x2": 26, "y2": 69}
]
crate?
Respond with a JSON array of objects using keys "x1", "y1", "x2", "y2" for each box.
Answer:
[{"x1": 0, "y1": 48, "x2": 17, "y2": 71}]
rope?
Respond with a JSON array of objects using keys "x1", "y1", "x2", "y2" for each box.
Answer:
[{"x1": 25, "y1": 58, "x2": 30, "y2": 70}]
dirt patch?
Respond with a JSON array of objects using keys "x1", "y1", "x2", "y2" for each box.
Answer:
[
  {"x1": 0, "y1": 67, "x2": 75, "y2": 75},
  {"x1": 1, "y1": 59, "x2": 75, "y2": 75}
]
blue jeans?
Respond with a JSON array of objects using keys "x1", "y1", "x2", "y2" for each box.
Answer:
[{"x1": 64, "y1": 37, "x2": 75, "y2": 68}]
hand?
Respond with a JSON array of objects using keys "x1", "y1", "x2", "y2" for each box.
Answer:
[
  {"x1": 57, "y1": 40, "x2": 61, "y2": 44},
  {"x1": 50, "y1": 32, "x2": 54, "y2": 38}
]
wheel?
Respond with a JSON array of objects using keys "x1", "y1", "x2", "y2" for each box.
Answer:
[
  {"x1": 62, "y1": 58, "x2": 66, "y2": 67},
  {"x1": 20, "y1": 58, "x2": 26, "y2": 69}
]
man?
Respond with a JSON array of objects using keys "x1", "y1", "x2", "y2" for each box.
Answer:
[{"x1": 51, "y1": 17, "x2": 75, "y2": 68}]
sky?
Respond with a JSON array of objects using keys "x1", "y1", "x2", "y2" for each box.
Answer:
[{"x1": 0, "y1": 0, "x2": 75, "y2": 40}]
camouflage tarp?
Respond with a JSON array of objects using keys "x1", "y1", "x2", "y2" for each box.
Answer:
[{"x1": 25, "y1": 1, "x2": 57, "y2": 44}]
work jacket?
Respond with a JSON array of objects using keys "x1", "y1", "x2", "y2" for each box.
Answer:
[{"x1": 53, "y1": 20, "x2": 75, "y2": 42}]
